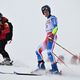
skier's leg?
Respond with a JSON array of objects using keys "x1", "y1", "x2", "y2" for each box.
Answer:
[
  {"x1": 0, "y1": 51, "x2": 12, "y2": 65},
  {"x1": 1, "y1": 49, "x2": 11, "y2": 61},
  {"x1": 35, "y1": 46, "x2": 46, "y2": 69},
  {"x1": 0, "y1": 41, "x2": 12, "y2": 65},
  {"x1": 47, "y1": 39, "x2": 59, "y2": 73},
  {"x1": 1, "y1": 41, "x2": 11, "y2": 61},
  {"x1": 35, "y1": 37, "x2": 48, "y2": 69}
]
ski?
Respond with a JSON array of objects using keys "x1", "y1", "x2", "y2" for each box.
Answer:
[
  {"x1": 0, "y1": 71, "x2": 41, "y2": 76},
  {"x1": 0, "y1": 71, "x2": 14, "y2": 75},
  {"x1": 14, "y1": 72, "x2": 41, "y2": 76},
  {"x1": 31, "y1": 68, "x2": 62, "y2": 76},
  {"x1": 0, "y1": 70, "x2": 62, "y2": 76}
]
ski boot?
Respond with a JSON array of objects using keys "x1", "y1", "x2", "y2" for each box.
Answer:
[
  {"x1": 38, "y1": 60, "x2": 46, "y2": 70},
  {"x1": 49, "y1": 63, "x2": 61, "y2": 75},
  {"x1": 0, "y1": 58, "x2": 13, "y2": 66},
  {"x1": 32, "y1": 60, "x2": 46, "y2": 74}
]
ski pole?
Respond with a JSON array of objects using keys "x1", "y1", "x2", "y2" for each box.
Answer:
[
  {"x1": 55, "y1": 42, "x2": 77, "y2": 57},
  {"x1": 52, "y1": 52, "x2": 73, "y2": 71},
  {"x1": 53, "y1": 52, "x2": 66, "y2": 65}
]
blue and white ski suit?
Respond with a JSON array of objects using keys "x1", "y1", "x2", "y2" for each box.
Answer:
[{"x1": 35, "y1": 15, "x2": 58, "y2": 64}]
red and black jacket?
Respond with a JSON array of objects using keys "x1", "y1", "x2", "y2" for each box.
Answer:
[{"x1": 0, "y1": 17, "x2": 10, "y2": 40}]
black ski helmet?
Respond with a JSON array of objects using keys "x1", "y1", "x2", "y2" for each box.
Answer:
[
  {"x1": 0, "y1": 13, "x2": 3, "y2": 18},
  {"x1": 41, "y1": 5, "x2": 51, "y2": 14},
  {"x1": 0, "y1": 13, "x2": 3, "y2": 20}
]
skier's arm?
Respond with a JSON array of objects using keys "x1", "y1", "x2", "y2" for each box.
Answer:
[
  {"x1": 48, "y1": 17, "x2": 58, "y2": 40},
  {"x1": 52, "y1": 26, "x2": 58, "y2": 35},
  {"x1": 51, "y1": 16, "x2": 58, "y2": 35}
]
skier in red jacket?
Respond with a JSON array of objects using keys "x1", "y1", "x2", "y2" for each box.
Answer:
[{"x1": 0, "y1": 13, "x2": 12, "y2": 65}]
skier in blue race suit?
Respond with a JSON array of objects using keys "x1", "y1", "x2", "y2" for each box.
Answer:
[{"x1": 35, "y1": 5, "x2": 59, "y2": 74}]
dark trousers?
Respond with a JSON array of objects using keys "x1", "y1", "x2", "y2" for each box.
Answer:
[{"x1": 0, "y1": 40, "x2": 10, "y2": 61}]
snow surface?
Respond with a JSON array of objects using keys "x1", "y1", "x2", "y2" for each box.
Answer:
[
  {"x1": 0, "y1": 0, "x2": 80, "y2": 80},
  {"x1": 0, "y1": 62, "x2": 80, "y2": 80}
]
